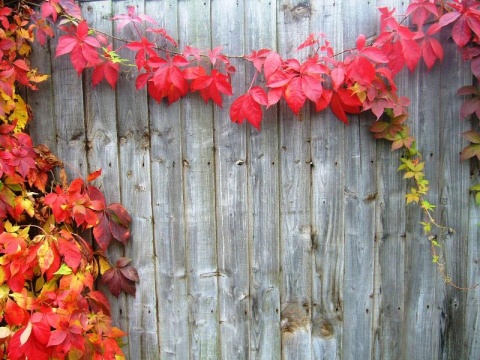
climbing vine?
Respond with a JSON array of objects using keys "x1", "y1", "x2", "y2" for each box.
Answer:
[{"x1": 1, "y1": 0, "x2": 480, "y2": 358}]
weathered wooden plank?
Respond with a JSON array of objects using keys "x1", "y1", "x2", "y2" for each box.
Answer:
[
  {"x1": 27, "y1": 40, "x2": 56, "y2": 150},
  {"x1": 210, "y1": 1, "x2": 250, "y2": 359},
  {"x1": 341, "y1": 2, "x2": 378, "y2": 359},
  {"x1": 276, "y1": 1, "x2": 312, "y2": 359},
  {"x1": 309, "y1": 2, "x2": 345, "y2": 359},
  {"x1": 244, "y1": 1, "x2": 282, "y2": 359},
  {"x1": 465, "y1": 191, "x2": 480, "y2": 359},
  {"x1": 437, "y1": 32, "x2": 471, "y2": 360},
  {"x1": 112, "y1": 1, "x2": 159, "y2": 358},
  {"x1": 49, "y1": 16, "x2": 87, "y2": 180},
  {"x1": 81, "y1": 0, "x2": 129, "y2": 340},
  {"x1": 402, "y1": 41, "x2": 444, "y2": 360},
  {"x1": 177, "y1": 2, "x2": 219, "y2": 358},
  {"x1": 145, "y1": 1, "x2": 189, "y2": 358},
  {"x1": 369, "y1": 3, "x2": 407, "y2": 359}
]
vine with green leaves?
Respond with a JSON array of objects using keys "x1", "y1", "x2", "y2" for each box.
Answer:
[{"x1": 1, "y1": 0, "x2": 480, "y2": 358}]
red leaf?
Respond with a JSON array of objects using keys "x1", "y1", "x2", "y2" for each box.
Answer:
[
  {"x1": 356, "y1": 34, "x2": 367, "y2": 51},
  {"x1": 263, "y1": 51, "x2": 282, "y2": 80},
  {"x1": 8, "y1": 321, "x2": 51, "y2": 360},
  {"x1": 93, "y1": 214, "x2": 111, "y2": 251},
  {"x1": 57, "y1": 235, "x2": 82, "y2": 272},
  {"x1": 301, "y1": 74, "x2": 323, "y2": 102},
  {"x1": 298, "y1": 33, "x2": 320, "y2": 51},
  {"x1": 87, "y1": 169, "x2": 102, "y2": 182},
  {"x1": 453, "y1": 16, "x2": 471, "y2": 47},
  {"x1": 108, "y1": 203, "x2": 132, "y2": 226},
  {"x1": 86, "y1": 291, "x2": 111, "y2": 316},
  {"x1": 230, "y1": 89, "x2": 266, "y2": 130},
  {"x1": 245, "y1": 49, "x2": 272, "y2": 72},
  {"x1": 315, "y1": 89, "x2": 333, "y2": 112},
  {"x1": 101, "y1": 258, "x2": 139, "y2": 297},
  {"x1": 284, "y1": 77, "x2": 307, "y2": 115},
  {"x1": 190, "y1": 70, "x2": 233, "y2": 107}
]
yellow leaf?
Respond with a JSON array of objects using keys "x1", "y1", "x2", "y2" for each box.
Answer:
[
  {"x1": 0, "y1": 267, "x2": 6, "y2": 285},
  {"x1": 18, "y1": 42, "x2": 31, "y2": 56},
  {"x1": 37, "y1": 241, "x2": 54, "y2": 275},
  {"x1": 4, "y1": 220, "x2": 19, "y2": 233},
  {"x1": 9, "y1": 94, "x2": 29, "y2": 131},
  {"x1": 27, "y1": 69, "x2": 48, "y2": 84},
  {"x1": 98, "y1": 255, "x2": 112, "y2": 275}
]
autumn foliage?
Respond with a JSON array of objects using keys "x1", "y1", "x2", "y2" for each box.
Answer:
[
  {"x1": 1, "y1": 0, "x2": 480, "y2": 358},
  {"x1": 0, "y1": 1, "x2": 135, "y2": 358}
]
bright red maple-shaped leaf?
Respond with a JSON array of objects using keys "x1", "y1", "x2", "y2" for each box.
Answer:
[
  {"x1": 56, "y1": 20, "x2": 101, "y2": 74},
  {"x1": 146, "y1": 27, "x2": 178, "y2": 47},
  {"x1": 375, "y1": 7, "x2": 422, "y2": 73},
  {"x1": 329, "y1": 88, "x2": 363, "y2": 124},
  {"x1": 44, "y1": 185, "x2": 70, "y2": 223},
  {"x1": 267, "y1": 57, "x2": 326, "y2": 114},
  {"x1": 48, "y1": 313, "x2": 86, "y2": 357},
  {"x1": 245, "y1": 49, "x2": 273, "y2": 72},
  {"x1": 101, "y1": 257, "x2": 139, "y2": 297},
  {"x1": 56, "y1": 232, "x2": 82, "y2": 272},
  {"x1": 92, "y1": 46, "x2": 120, "y2": 89},
  {"x1": 144, "y1": 55, "x2": 190, "y2": 104},
  {"x1": 207, "y1": 46, "x2": 229, "y2": 66},
  {"x1": 112, "y1": 5, "x2": 156, "y2": 31},
  {"x1": 428, "y1": 0, "x2": 480, "y2": 48},
  {"x1": 406, "y1": 0, "x2": 439, "y2": 28},
  {"x1": 126, "y1": 37, "x2": 157, "y2": 70},
  {"x1": 230, "y1": 87, "x2": 268, "y2": 130},
  {"x1": 189, "y1": 69, "x2": 233, "y2": 107},
  {"x1": 8, "y1": 317, "x2": 52, "y2": 360},
  {"x1": 417, "y1": 33, "x2": 444, "y2": 70}
]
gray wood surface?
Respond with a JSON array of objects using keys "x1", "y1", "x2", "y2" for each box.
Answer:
[{"x1": 27, "y1": 1, "x2": 478, "y2": 359}]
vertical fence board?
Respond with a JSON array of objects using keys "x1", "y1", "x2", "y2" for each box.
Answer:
[
  {"x1": 113, "y1": 1, "x2": 159, "y2": 358},
  {"x1": 276, "y1": 1, "x2": 313, "y2": 359},
  {"x1": 49, "y1": 19, "x2": 87, "y2": 179},
  {"x1": 177, "y1": 2, "x2": 219, "y2": 358},
  {"x1": 82, "y1": 0, "x2": 129, "y2": 339},
  {"x1": 211, "y1": 1, "x2": 250, "y2": 359},
  {"x1": 244, "y1": 1, "x2": 282, "y2": 359},
  {"x1": 403, "y1": 50, "x2": 444, "y2": 360},
  {"x1": 309, "y1": 1, "x2": 345, "y2": 359},
  {"x1": 342, "y1": 2, "x2": 377, "y2": 359},
  {"x1": 438, "y1": 36, "x2": 471, "y2": 360},
  {"x1": 28, "y1": 42, "x2": 56, "y2": 150},
  {"x1": 145, "y1": 1, "x2": 189, "y2": 359}
]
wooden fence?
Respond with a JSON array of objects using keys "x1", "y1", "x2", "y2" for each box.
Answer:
[{"x1": 27, "y1": 0, "x2": 480, "y2": 359}]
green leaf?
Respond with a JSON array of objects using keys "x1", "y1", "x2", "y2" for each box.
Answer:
[{"x1": 54, "y1": 263, "x2": 72, "y2": 276}]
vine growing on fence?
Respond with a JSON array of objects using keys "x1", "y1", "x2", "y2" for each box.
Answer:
[{"x1": 0, "y1": 0, "x2": 480, "y2": 358}]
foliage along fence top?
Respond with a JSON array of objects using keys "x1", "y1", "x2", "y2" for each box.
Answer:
[{"x1": 1, "y1": 0, "x2": 480, "y2": 359}]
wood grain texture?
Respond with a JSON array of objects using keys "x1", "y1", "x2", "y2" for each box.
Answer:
[
  {"x1": 341, "y1": 2, "x2": 377, "y2": 359},
  {"x1": 25, "y1": 1, "x2": 480, "y2": 359},
  {"x1": 309, "y1": 2, "x2": 345, "y2": 359},
  {"x1": 177, "y1": 2, "x2": 219, "y2": 359},
  {"x1": 113, "y1": 1, "x2": 159, "y2": 358},
  {"x1": 81, "y1": 0, "x2": 129, "y2": 341},
  {"x1": 276, "y1": 1, "x2": 313, "y2": 359},
  {"x1": 146, "y1": 1, "x2": 189, "y2": 359},
  {"x1": 49, "y1": 18, "x2": 87, "y2": 180},
  {"x1": 211, "y1": 1, "x2": 250, "y2": 359},
  {"x1": 437, "y1": 30, "x2": 471, "y2": 360},
  {"x1": 244, "y1": 1, "x2": 282, "y2": 359}
]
